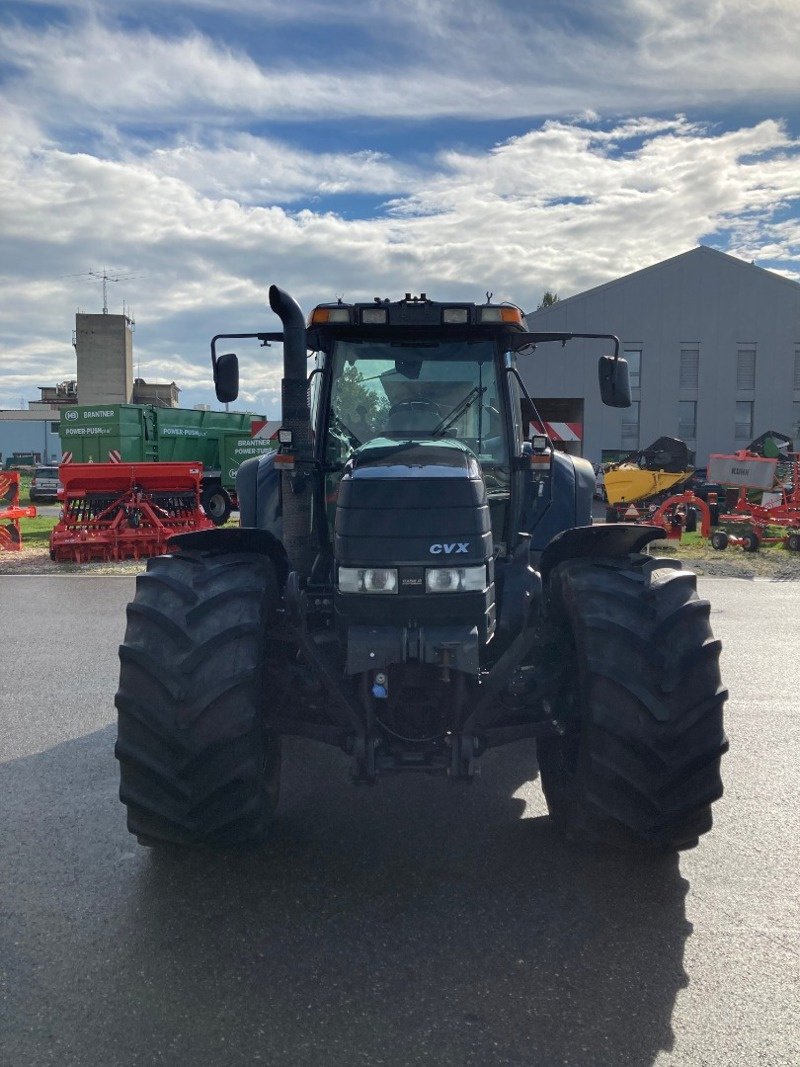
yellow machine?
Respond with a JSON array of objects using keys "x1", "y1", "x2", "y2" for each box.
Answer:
[
  {"x1": 604, "y1": 466, "x2": 691, "y2": 507},
  {"x1": 603, "y1": 436, "x2": 693, "y2": 518}
]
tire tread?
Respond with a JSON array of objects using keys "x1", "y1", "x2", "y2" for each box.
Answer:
[
  {"x1": 115, "y1": 551, "x2": 281, "y2": 848},
  {"x1": 539, "y1": 554, "x2": 727, "y2": 851}
]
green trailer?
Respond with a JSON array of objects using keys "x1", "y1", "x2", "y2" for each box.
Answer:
[{"x1": 59, "y1": 404, "x2": 275, "y2": 523}]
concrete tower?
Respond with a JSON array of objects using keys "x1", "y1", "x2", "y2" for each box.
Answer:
[{"x1": 75, "y1": 313, "x2": 134, "y2": 406}]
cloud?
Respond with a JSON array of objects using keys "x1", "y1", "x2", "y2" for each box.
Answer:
[
  {"x1": 140, "y1": 136, "x2": 420, "y2": 206},
  {"x1": 1, "y1": 108, "x2": 798, "y2": 412},
  {"x1": 3, "y1": 1, "x2": 799, "y2": 134}
]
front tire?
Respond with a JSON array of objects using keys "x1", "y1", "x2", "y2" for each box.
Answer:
[
  {"x1": 115, "y1": 550, "x2": 281, "y2": 847},
  {"x1": 538, "y1": 555, "x2": 727, "y2": 852}
]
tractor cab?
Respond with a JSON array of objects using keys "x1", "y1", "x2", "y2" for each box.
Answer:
[
  {"x1": 317, "y1": 334, "x2": 516, "y2": 546},
  {"x1": 300, "y1": 295, "x2": 629, "y2": 564},
  {"x1": 212, "y1": 289, "x2": 632, "y2": 584}
]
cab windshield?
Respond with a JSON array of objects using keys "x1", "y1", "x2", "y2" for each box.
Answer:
[{"x1": 326, "y1": 340, "x2": 510, "y2": 478}]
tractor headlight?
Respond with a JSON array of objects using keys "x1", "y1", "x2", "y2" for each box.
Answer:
[
  {"x1": 338, "y1": 567, "x2": 398, "y2": 594},
  {"x1": 425, "y1": 565, "x2": 486, "y2": 593}
]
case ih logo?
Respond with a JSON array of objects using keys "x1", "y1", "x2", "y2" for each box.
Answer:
[
  {"x1": 429, "y1": 542, "x2": 469, "y2": 555},
  {"x1": 64, "y1": 409, "x2": 79, "y2": 421}
]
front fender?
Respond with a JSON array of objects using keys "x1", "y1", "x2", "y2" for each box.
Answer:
[
  {"x1": 237, "y1": 452, "x2": 282, "y2": 535},
  {"x1": 168, "y1": 527, "x2": 290, "y2": 588},
  {"x1": 538, "y1": 524, "x2": 664, "y2": 584}
]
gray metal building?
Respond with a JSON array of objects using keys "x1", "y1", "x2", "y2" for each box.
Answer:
[
  {"x1": 524, "y1": 246, "x2": 800, "y2": 468},
  {"x1": 0, "y1": 410, "x2": 62, "y2": 465}
]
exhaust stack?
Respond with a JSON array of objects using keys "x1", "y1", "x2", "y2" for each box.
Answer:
[{"x1": 269, "y1": 285, "x2": 314, "y2": 573}]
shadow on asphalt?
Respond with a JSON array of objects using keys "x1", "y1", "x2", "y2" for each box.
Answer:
[{"x1": 1, "y1": 727, "x2": 690, "y2": 1066}]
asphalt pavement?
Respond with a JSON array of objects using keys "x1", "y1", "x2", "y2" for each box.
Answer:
[{"x1": 0, "y1": 574, "x2": 798, "y2": 1066}]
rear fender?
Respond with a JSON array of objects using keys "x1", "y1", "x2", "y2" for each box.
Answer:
[
  {"x1": 168, "y1": 527, "x2": 290, "y2": 588},
  {"x1": 539, "y1": 524, "x2": 664, "y2": 585}
]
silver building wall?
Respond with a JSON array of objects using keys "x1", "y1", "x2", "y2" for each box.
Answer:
[{"x1": 524, "y1": 247, "x2": 800, "y2": 467}]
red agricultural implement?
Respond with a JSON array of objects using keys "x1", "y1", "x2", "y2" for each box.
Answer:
[
  {"x1": 628, "y1": 448, "x2": 800, "y2": 552},
  {"x1": 49, "y1": 462, "x2": 215, "y2": 563},
  {"x1": 0, "y1": 471, "x2": 37, "y2": 551},
  {"x1": 641, "y1": 489, "x2": 714, "y2": 540},
  {"x1": 709, "y1": 451, "x2": 800, "y2": 553}
]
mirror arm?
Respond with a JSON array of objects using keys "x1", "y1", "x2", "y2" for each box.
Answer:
[
  {"x1": 210, "y1": 332, "x2": 284, "y2": 370},
  {"x1": 511, "y1": 332, "x2": 620, "y2": 363}
]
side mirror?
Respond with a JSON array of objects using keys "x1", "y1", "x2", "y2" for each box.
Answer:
[
  {"x1": 214, "y1": 352, "x2": 239, "y2": 403},
  {"x1": 598, "y1": 355, "x2": 631, "y2": 408}
]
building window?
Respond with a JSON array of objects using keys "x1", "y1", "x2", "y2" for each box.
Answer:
[
  {"x1": 680, "y1": 347, "x2": 699, "y2": 391},
  {"x1": 737, "y1": 347, "x2": 756, "y2": 391},
  {"x1": 735, "y1": 401, "x2": 754, "y2": 441},
  {"x1": 50, "y1": 422, "x2": 60, "y2": 433},
  {"x1": 794, "y1": 345, "x2": 800, "y2": 391},
  {"x1": 621, "y1": 400, "x2": 640, "y2": 448},
  {"x1": 793, "y1": 400, "x2": 800, "y2": 438},
  {"x1": 678, "y1": 401, "x2": 696, "y2": 440},
  {"x1": 624, "y1": 347, "x2": 642, "y2": 390}
]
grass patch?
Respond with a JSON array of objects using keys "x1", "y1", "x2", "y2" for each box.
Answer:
[
  {"x1": 648, "y1": 530, "x2": 796, "y2": 561},
  {"x1": 18, "y1": 474, "x2": 32, "y2": 506},
  {"x1": 16, "y1": 515, "x2": 57, "y2": 547}
]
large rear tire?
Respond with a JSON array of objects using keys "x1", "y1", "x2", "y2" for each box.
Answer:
[
  {"x1": 115, "y1": 550, "x2": 281, "y2": 848},
  {"x1": 538, "y1": 555, "x2": 727, "y2": 852}
]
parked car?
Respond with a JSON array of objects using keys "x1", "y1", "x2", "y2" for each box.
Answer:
[{"x1": 29, "y1": 466, "x2": 62, "y2": 503}]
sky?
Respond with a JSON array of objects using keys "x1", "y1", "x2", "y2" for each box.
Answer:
[{"x1": 1, "y1": 0, "x2": 799, "y2": 417}]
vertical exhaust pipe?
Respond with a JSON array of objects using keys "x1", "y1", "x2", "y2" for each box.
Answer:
[
  {"x1": 269, "y1": 284, "x2": 307, "y2": 388},
  {"x1": 268, "y1": 285, "x2": 314, "y2": 573}
]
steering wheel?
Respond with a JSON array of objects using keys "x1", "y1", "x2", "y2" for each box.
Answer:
[{"x1": 385, "y1": 399, "x2": 444, "y2": 434}]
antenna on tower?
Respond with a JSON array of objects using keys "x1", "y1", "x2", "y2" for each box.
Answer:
[{"x1": 83, "y1": 267, "x2": 140, "y2": 314}]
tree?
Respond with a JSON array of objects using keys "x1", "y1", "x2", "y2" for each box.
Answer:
[
  {"x1": 332, "y1": 362, "x2": 389, "y2": 442},
  {"x1": 537, "y1": 290, "x2": 560, "y2": 310}
]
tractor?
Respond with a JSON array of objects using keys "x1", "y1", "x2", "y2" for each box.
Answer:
[{"x1": 115, "y1": 286, "x2": 727, "y2": 852}]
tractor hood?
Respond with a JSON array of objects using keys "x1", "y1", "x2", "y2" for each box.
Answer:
[{"x1": 335, "y1": 437, "x2": 491, "y2": 567}]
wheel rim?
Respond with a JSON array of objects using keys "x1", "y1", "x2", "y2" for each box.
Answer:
[{"x1": 206, "y1": 493, "x2": 226, "y2": 519}]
